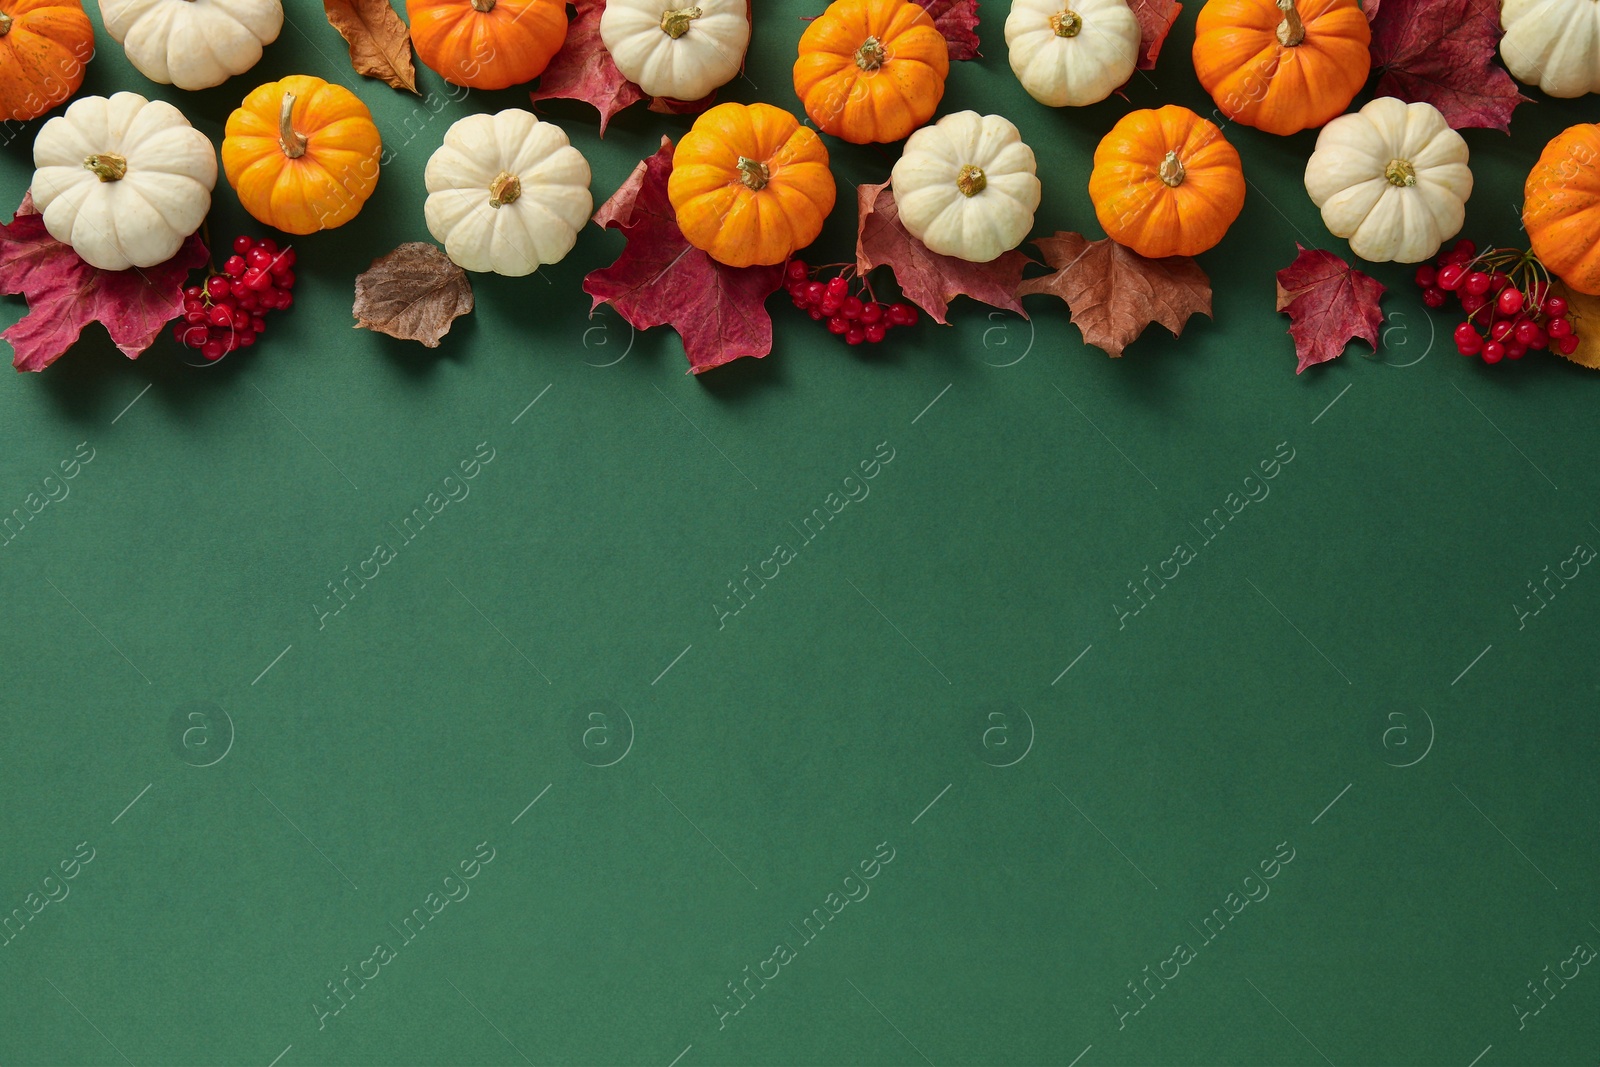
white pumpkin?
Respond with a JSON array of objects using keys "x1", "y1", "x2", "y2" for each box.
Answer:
[
  {"x1": 599, "y1": 0, "x2": 751, "y2": 101},
  {"x1": 890, "y1": 111, "x2": 1042, "y2": 263},
  {"x1": 1304, "y1": 97, "x2": 1473, "y2": 264},
  {"x1": 1004, "y1": 0, "x2": 1140, "y2": 107},
  {"x1": 424, "y1": 109, "x2": 593, "y2": 277},
  {"x1": 31, "y1": 92, "x2": 217, "y2": 272},
  {"x1": 100, "y1": 0, "x2": 283, "y2": 91},
  {"x1": 1500, "y1": 0, "x2": 1600, "y2": 98}
]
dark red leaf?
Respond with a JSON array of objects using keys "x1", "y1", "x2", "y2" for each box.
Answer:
[
  {"x1": 1018, "y1": 232, "x2": 1211, "y2": 357},
  {"x1": 1127, "y1": 0, "x2": 1181, "y2": 69},
  {"x1": 0, "y1": 193, "x2": 207, "y2": 372},
  {"x1": 911, "y1": 0, "x2": 980, "y2": 60},
  {"x1": 1369, "y1": 0, "x2": 1529, "y2": 132},
  {"x1": 530, "y1": 0, "x2": 646, "y2": 136},
  {"x1": 1274, "y1": 244, "x2": 1386, "y2": 373},
  {"x1": 855, "y1": 180, "x2": 1028, "y2": 325},
  {"x1": 583, "y1": 138, "x2": 786, "y2": 374}
]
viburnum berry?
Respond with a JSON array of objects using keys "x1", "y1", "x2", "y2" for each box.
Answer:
[
  {"x1": 1438, "y1": 264, "x2": 1466, "y2": 291},
  {"x1": 1483, "y1": 341, "x2": 1505, "y2": 363},
  {"x1": 1414, "y1": 265, "x2": 1437, "y2": 288},
  {"x1": 1548, "y1": 316, "x2": 1573, "y2": 338},
  {"x1": 1464, "y1": 271, "x2": 1491, "y2": 295},
  {"x1": 1543, "y1": 295, "x2": 1568, "y2": 318},
  {"x1": 1497, "y1": 288, "x2": 1524, "y2": 315},
  {"x1": 1423, "y1": 287, "x2": 1448, "y2": 308},
  {"x1": 785, "y1": 262, "x2": 920, "y2": 346},
  {"x1": 1556, "y1": 334, "x2": 1581, "y2": 355},
  {"x1": 174, "y1": 234, "x2": 299, "y2": 362}
]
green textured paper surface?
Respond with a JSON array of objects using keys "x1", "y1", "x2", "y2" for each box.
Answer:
[{"x1": 1, "y1": 2, "x2": 1597, "y2": 1064}]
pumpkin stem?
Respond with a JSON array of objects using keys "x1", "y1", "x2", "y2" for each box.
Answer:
[
  {"x1": 956, "y1": 164, "x2": 987, "y2": 197},
  {"x1": 470, "y1": 0, "x2": 495, "y2": 10},
  {"x1": 278, "y1": 91, "x2": 308, "y2": 160},
  {"x1": 1158, "y1": 150, "x2": 1185, "y2": 188},
  {"x1": 82, "y1": 153, "x2": 127, "y2": 182},
  {"x1": 483, "y1": 170, "x2": 521, "y2": 207},
  {"x1": 855, "y1": 35, "x2": 886, "y2": 71},
  {"x1": 488, "y1": 170, "x2": 522, "y2": 208},
  {"x1": 1049, "y1": 9, "x2": 1083, "y2": 36},
  {"x1": 736, "y1": 156, "x2": 770, "y2": 191},
  {"x1": 1275, "y1": 0, "x2": 1305, "y2": 46},
  {"x1": 1385, "y1": 158, "x2": 1417, "y2": 187},
  {"x1": 0, "y1": 11, "x2": 12, "y2": 35},
  {"x1": 660, "y1": 5, "x2": 702, "y2": 37}
]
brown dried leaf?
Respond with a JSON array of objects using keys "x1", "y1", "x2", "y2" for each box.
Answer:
[
  {"x1": 354, "y1": 243, "x2": 473, "y2": 348},
  {"x1": 1018, "y1": 232, "x2": 1211, "y2": 357},
  {"x1": 324, "y1": 0, "x2": 418, "y2": 94}
]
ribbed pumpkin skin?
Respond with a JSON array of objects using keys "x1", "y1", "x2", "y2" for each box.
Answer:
[
  {"x1": 1525, "y1": 124, "x2": 1600, "y2": 295},
  {"x1": 1089, "y1": 105, "x2": 1245, "y2": 259},
  {"x1": 0, "y1": 0, "x2": 93, "y2": 122},
  {"x1": 793, "y1": 0, "x2": 948, "y2": 145},
  {"x1": 408, "y1": 0, "x2": 568, "y2": 90},
  {"x1": 669, "y1": 102, "x2": 837, "y2": 268},
  {"x1": 222, "y1": 75, "x2": 382, "y2": 236},
  {"x1": 1193, "y1": 0, "x2": 1369, "y2": 136}
]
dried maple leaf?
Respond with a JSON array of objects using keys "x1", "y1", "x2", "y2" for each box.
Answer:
[
  {"x1": 1274, "y1": 245, "x2": 1385, "y2": 373},
  {"x1": 584, "y1": 138, "x2": 786, "y2": 374},
  {"x1": 530, "y1": 0, "x2": 646, "y2": 134},
  {"x1": 1018, "y1": 232, "x2": 1211, "y2": 357},
  {"x1": 1127, "y1": 0, "x2": 1181, "y2": 69},
  {"x1": 353, "y1": 243, "x2": 473, "y2": 348},
  {"x1": 1363, "y1": 0, "x2": 1379, "y2": 19},
  {"x1": 324, "y1": 0, "x2": 417, "y2": 94},
  {"x1": 1369, "y1": 0, "x2": 1528, "y2": 132},
  {"x1": 912, "y1": 0, "x2": 980, "y2": 60},
  {"x1": 856, "y1": 180, "x2": 1029, "y2": 326},
  {"x1": 0, "y1": 193, "x2": 207, "y2": 372}
]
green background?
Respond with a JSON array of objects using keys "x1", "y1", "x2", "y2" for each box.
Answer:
[{"x1": 1, "y1": 0, "x2": 1597, "y2": 1064}]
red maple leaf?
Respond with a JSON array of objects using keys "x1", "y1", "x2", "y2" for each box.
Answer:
[
  {"x1": 911, "y1": 0, "x2": 980, "y2": 60},
  {"x1": 1274, "y1": 245, "x2": 1386, "y2": 374},
  {"x1": 529, "y1": 0, "x2": 646, "y2": 135},
  {"x1": 1017, "y1": 232, "x2": 1211, "y2": 357},
  {"x1": 1369, "y1": 0, "x2": 1528, "y2": 132},
  {"x1": 583, "y1": 138, "x2": 786, "y2": 374},
  {"x1": 0, "y1": 194, "x2": 206, "y2": 373},
  {"x1": 1127, "y1": 0, "x2": 1181, "y2": 69},
  {"x1": 855, "y1": 181, "x2": 1028, "y2": 325}
]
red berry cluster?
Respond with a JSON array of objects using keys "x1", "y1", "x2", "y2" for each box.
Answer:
[
  {"x1": 173, "y1": 235, "x2": 298, "y2": 362},
  {"x1": 785, "y1": 259, "x2": 919, "y2": 345},
  {"x1": 1415, "y1": 239, "x2": 1578, "y2": 364}
]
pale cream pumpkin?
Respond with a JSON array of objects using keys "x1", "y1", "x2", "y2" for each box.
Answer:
[
  {"x1": 32, "y1": 91, "x2": 216, "y2": 270},
  {"x1": 99, "y1": 0, "x2": 283, "y2": 90},
  {"x1": 1500, "y1": 0, "x2": 1600, "y2": 97},
  {"x1": 1004, "y1": 0, "x2": 1140, "y2": 107},
  {"x1": 600, "y1": 0, "x2": 751, "y2": 100},
  {"x1": 1305, "y1": 97, "x2": 1472, "y2": 263},
  {"x1": 890, "y1": 110, "x2": 1041, "y2": 262},
  {"x1": 424, "y1": 109, "x2": 592, "y2": 276}
]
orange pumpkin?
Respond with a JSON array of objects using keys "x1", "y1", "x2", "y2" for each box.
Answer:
[
  {"x1": 669, "y1": 102, "x2": 837, "y2": 268},
  {"x1": 407, "y1": 0, "x2": 567, "y2": 90},
  {"x1": 1089, "y1": 105, "x2": 1245, "y2": 259},
  {"x1": 1525, "y1": 124, "x2": 1600, "y2": 295},
  {"x1": 222, "y1": 76, "x2": 382, "y2": 236},
  {"x1": 793, "y1": 0, "x2": 948, "y2": 145},
  {"x1": 0, "y1": 0, "x2": 92, "y2": 122},
  {"x1": 1192, "y1": 0, "x2": 1369, "y2": 137}
]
